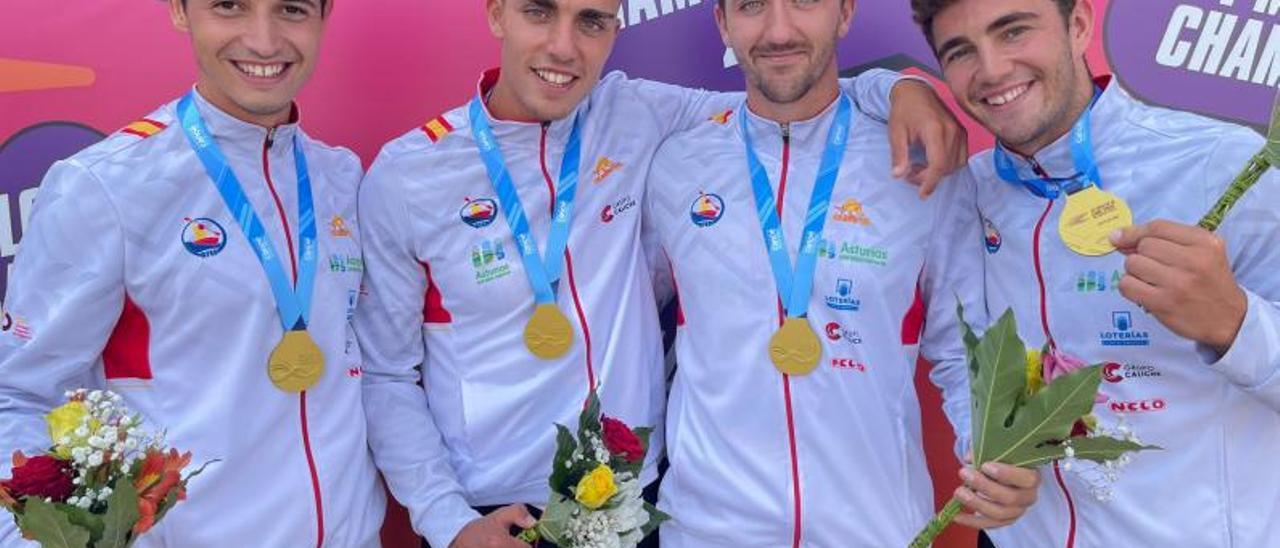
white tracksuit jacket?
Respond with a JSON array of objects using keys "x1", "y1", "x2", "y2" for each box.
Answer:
[
  {"x1": 977, "y1": 79, "x2": 1280, "y2": 547},
  {"x1": 644, "y1": 95, "x2": 984, "y2": 547},
  {"x1": 354, "y1": 69, "x2": 904, "y2": 548},
  {"x1": 0, "y1": 90, "x2": 385, "y2": 547}
]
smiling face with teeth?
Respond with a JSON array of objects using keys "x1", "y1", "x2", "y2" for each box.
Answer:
[
  {"x1": 170, "y1": 0, "x2": 330, "y2": 128},
  {"x1": 484, "y1": 0, "x2": 621, "y2": 122},
  {"x1": 929, "y1": 0, "x2": 1096, "y2": 156}
]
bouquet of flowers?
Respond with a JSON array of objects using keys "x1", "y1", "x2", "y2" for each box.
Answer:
[
  {"x1": 517, "y1": 390, "x2": 667, "y2": 548},
  {"x1": 908, "y1": 307, "x2": 1157, "y2": 548},
  {"x1": 0, "y1": 390, "x2": 212, "y2": 547}
]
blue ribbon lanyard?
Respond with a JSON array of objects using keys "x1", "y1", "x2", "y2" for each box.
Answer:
[
  {"x1": 993, "y1": 90, "x2": 1103, "y2": 199},
  {"x1": 741, "y1": 94, "x2": 853, "y2": 319},
  {"x1": 177, "y1": 91, "x2": 318, "y2": 331},
  {"x1": 468, "y1": 97, "x2": 583, "y2": 305}
]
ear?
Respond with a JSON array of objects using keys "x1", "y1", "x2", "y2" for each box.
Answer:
[
  {"x1": 170, "y1": 0, "x2": 190, "y2": 33},
  {"x1": 714, "y1": 2, "x2": 730, "y2": 48},
  {"x1": 837, "y1": 0, "x2": 856, "y2": 39},
  {"x1": 323, "y1": 0, "x2": 335, "y2": 18},
  {"x1": 487, "y1": 0, "x2": 506, "y2": 39},
  {"x1": 1069, "y1": 0, "x2": 1095, "y2": 59}
]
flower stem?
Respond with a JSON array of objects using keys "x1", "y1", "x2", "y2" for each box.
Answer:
[
  {"x1": 517, "y1": 526, "x2": 540, "y2": 544},
  {"x1": 907, "y1": 496, "x2": 963, "y2": 548},
  {"x1": 1198, "y1": 151, "x2": 1269, "y2": 232}
]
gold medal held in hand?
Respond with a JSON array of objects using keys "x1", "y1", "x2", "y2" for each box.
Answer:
[
  {"x1": 524, "y1": 303, "x2": 574, "y2": 359},
  {"x1": 769, "y1": 317, "x2": 822, "y2": 376},
  {"x1": 268, "y1": 330, "x2": 325, "y2": 393},
  {"x1": 1059, "y1": 186, "x2": 1133, "y2": 256}
]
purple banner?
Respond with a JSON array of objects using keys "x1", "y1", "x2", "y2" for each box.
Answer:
[
  {"x1": 1106, "y1": 0, "x2": 1277, "y2": 129},
  {"x1": 606, "y1": 1, "x2": 938, "y2": 90},
  {"x1": 0, "y1": 123, "x2": 104, "y2": 296}
]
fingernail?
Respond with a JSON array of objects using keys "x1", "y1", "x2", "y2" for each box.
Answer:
[
  {"x1": 982, "y1": 462, "x2": 999, "y2": 476},
  {"x1": 959, "y1": 469, "x2": 975, "y2": 482},
  {"x1": 1109, "y1": 230, "x2": 1122, "y2": 243}
]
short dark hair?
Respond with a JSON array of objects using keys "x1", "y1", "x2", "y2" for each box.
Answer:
[
  {"x1": 911, "y1": 0, "x2": 1076, "y2": 48},
  {"x1": 180, "y1": 0, "x2": 330, "y2": 14}
]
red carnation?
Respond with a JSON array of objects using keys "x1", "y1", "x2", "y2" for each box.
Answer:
[
  {"x1": 601, "y1": 416, "x2": 644, "y2": 463},
  {"x1": 1, "y1": 452, "x2": 75, "y2": 503}
]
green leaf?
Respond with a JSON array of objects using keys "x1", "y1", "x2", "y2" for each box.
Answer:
[
  {"x1": 956, "y1": 300, "x2": 981, "y2": 377},
  {"x1": 1009, "y1": 437, "x2": 1161, "y2": 468},
  {"x1": 16, "y1": 498, "x2": 90, "y2": 548},
  {"x1": 969, "y1": 309, "x2": 1028, "y2": 464},
  {"x1": 548, "y1": 424, "x2": 580, "y2": 497},
  {"x1": 578, "y1": 391, "x2": 603, "y2": 448},
  {"x1": 60, "y1": 505, "x2": 104, "y2": 544},
  {"x1": 640, "y1": 502, "x2": 670, "y2": 538},
  {"x1": 535, "y1": 493, "x2": 576, "y2": 545},
  {"x1": 993, "y1": 366, "x2": 1101, "y2": 465},
  {"x1": 100, "y1": 478, "x2": 140, "y2": 548}
]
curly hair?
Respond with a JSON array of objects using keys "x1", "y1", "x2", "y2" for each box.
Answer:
[{"x1": 911, "y1": 0, "x2": 1076, "y2": 48}]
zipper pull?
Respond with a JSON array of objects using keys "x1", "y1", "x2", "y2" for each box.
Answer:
[
  {"x1": 780, "y1": 121, "x2": 791, "y2": 141},
  {"x1": 265, "y1": 127, "x2": 277, "y2": 148}
]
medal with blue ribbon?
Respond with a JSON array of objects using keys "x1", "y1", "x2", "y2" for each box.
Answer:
[
  {"x1": 741, "y1": 94, "x2": 853, "y2": 376},
  {"x1": 178, "y1": 92, "x2": 323, "y2": 392},
  {"x1": 469, "y1": 97, "x2": 582, "y2": 360},
  {"x1": 993, "y1": 89, "x2": 1132, "y2": 256}
]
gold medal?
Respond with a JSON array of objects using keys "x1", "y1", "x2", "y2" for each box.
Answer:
[
  {"x1": 769, "y1": 317, "x2": 822, "y2": 376},
  {"x1": 1059, "y1": 186, "x2": 1133, "y2": 256},
  {"x1": 268, "y1": 330, "x2": 325, "y2": 393},
  {"x1": 524, "y1": 303, "x2": 574, "y2": 359}
]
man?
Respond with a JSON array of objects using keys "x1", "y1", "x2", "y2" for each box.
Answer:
[
  {"x1": 0, "y1": 1, "x2": 384, "y2": 546},
  {"x1": 643, "y1": 0, "x2": 1040, "y2": 546},
  {"x1": 355, "y1": 1, "x2": 968, "y2": 547},
  {"x1": 913, "y1": 0, "x2": 1280, "y2": 545}
]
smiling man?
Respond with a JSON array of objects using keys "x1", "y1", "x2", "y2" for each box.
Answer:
[
  {"x1": 0, "y1": 1, "x2": 385, "y2": 546},
  {"x1": 913, "y1": 0, "x2": 1280, "y2": 546},
  {"x1": 354, "y1": 1, "x2": 970, "y2": 547},
  {"x1": 643, "y1": 0, "x2": 1040, "y2": 545}
]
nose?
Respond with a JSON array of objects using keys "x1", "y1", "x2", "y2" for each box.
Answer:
[
  {"x1": 976, "y1": 46, "x2": 1016, "y2": 87},
  {"x1": 241, "y1": 9, "x2": 284, "y2": 58},
  {"x1": 761, "y1": 1, "x2": 800, "y2": 46},
  {"x1": 543, "y1": 15, "x2": 579, "y2": 66}
]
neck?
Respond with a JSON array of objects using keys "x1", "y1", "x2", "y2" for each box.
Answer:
[
  {"x1": 1007, "y1": 76, "x2": 1095, "y2": 157},
  {"x1": 486, "y1": 74, "x2": 543, "y2": 123},
  {"x1": 195, "y1": 81, "x2": 291, "y2": 128},
  {"x1": 746, "y1": 66, "x2": 840, "y2": 125}
]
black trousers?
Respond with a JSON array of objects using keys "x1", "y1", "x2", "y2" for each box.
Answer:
[{"x1": 422, "y1": 481, "x2": 661, "y2": 548}]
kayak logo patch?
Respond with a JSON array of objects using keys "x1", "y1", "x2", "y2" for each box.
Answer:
[
  {"x1": 690, "y1": 193, "x2": 724, "y2": 227},
  {"x1": 181, "y1": 217, "x2": 227, "y2": 258},
  {"x1": 460, "y1": 198, "x2": 498, "y2": 228}
]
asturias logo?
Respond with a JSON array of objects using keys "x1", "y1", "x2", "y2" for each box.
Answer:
[{"x1": 983, "y1": 218, "x2": 1002, "y2": 254}]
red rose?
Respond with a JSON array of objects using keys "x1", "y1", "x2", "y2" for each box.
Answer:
[
  {"x1": 601, "y1": 416, "x2": 644, "y2": 463},
  {"x1": 1, "y1": 453, "x2": 75, "y2": 502}
]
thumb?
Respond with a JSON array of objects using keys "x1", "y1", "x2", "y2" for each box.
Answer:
[
  {"x1": 492, "y1": 504, "x2": 537, "y2": 529},
  {"x1": 1109, "y1": 224, "x2": 1145, "y2": 254}
]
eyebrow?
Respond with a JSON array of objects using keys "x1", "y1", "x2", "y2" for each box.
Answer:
[
  {"x1": 577, "y1": 8, "x2": 615, "y2": 21},
  {"x1": 283, "y1": 0, "x2": 320, "y2": 7},
  {"x1": 936, "y1": 11, "x2": 1038, "y2": 59}
]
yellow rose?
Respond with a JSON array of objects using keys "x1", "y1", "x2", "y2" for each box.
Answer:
[
  {"x1": 1025, "y1": 349, "x2": 1044, "y2": 396},
  {"x1": 47, "y1": 401, "x2": 88, "y2": 457},
  {"x1": 574, "y1": 464, "x2": 618, "y2": 510}
]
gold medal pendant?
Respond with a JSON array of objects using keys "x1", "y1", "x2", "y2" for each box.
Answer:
[
  {"x1": 1059, "y1": 186, "x2": 1134, "y2": 256},
  {"x1": 524, "y1": 303, "x2": 575, "y2": 360},
  {"x1": 769, "y1": 317, "x2": 822, "y2": 376},
  {"x1": 268, "y1": 330, "x2": 325, "y2": 393}
]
